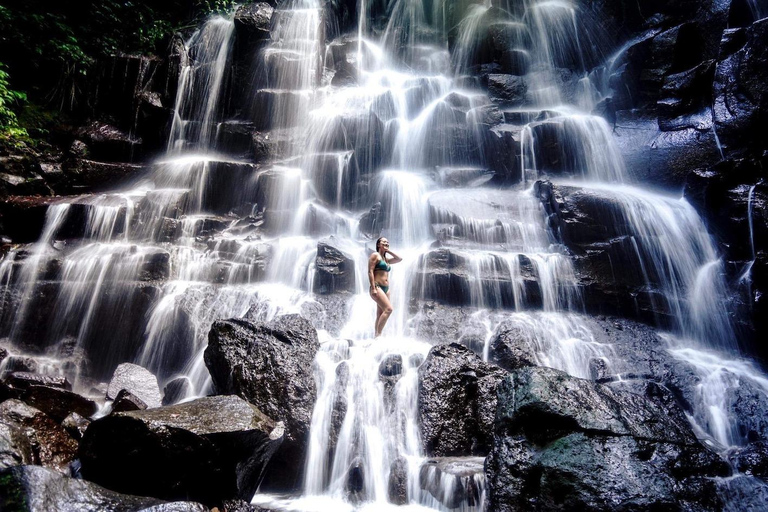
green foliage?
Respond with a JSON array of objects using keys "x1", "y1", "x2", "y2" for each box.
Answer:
[
  {"x1": 0, "y1": 62, "x2": 28, "y2": 138},
  {"x1": 0, "y1": 0, "x2": 237, "y2": 115}
]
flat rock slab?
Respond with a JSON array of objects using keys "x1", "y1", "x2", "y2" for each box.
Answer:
[
  {"x1": 79, "y1": 395, "x2": 284, "y2": 506},
  {"x1": 0, "y1": 465, "x2": 207, "y2": 512}
]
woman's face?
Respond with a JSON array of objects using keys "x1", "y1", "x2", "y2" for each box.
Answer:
[{"x1": 379, "y1": 239, "x2": 390, "y2": 251}]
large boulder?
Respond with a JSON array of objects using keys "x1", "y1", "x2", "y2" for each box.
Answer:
[
  {"x1": 0, "y1": 465, "x2": 207, "y2": 512},
  {"x1": 418, "y1": 343, "x2": 507, "y2": 456},
  {"x1": 487, "y1": 367, "x2": 729, "y2": 511},
  {"x1": 0, "y1": 399, "x2": 78, "y2": 472},
  {"x1": 106, "y1": 363, "x2": 162, "y2": 408},
  {"x1": 79, "y1": 395, "x2": 284, "y2": 506},
  {"x1": 205, "y1": 314, "x2": 320, "y2": 490}
]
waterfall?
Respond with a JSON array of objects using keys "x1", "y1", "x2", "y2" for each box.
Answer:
[{"x1": 1, "y1": 0, "x2": 766, "y2": 509}]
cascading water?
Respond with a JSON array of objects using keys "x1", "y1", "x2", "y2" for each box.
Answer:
[{"x1": 2, "y1": 0, "x2": 767, "y2": 509}]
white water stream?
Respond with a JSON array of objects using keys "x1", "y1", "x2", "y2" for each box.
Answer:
[{"x1": 1, "y1": 0, "x2": 767, "y2": 509}]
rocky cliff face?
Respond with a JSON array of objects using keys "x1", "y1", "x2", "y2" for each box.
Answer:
[{"x1": 1, "y1": 0, "x2": 768, "y2": 510}]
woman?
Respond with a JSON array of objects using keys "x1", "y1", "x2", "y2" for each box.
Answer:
[{"x1": 368, "y1": 237, "x2": 402, "y2": 337}]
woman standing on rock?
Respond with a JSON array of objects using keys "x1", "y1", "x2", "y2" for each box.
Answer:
[{"x1": 368, "y1": 237, "x2": 402, "y2": 337}]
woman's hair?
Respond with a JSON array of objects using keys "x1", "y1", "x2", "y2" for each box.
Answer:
[{"x1": 376, "y1": 237, "x2": 386, "y2": 251}]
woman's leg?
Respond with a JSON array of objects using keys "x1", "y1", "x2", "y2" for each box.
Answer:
[{"x1": 372, "y1": 289, "x2": 394, "y2": 337}]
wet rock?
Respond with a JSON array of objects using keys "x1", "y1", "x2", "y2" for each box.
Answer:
[
  {"x1": 0, "y1": 465, "x2": 193, "y2": 512},
  {"x1": 713, "y1": 19, "x2": 768, "y2": 156},
  {"x1": 419, "y1": 343, "x2": 507, "y2": 456},
  {"x1": 313, "y1": 237, "x2": 355, "y2": 294},
  {"x1": 487, "y1": 367, "x2": 729, "y2": 512},
  {"x1": 589, "y1": 357, "x2": 611, "y2": 381},
  {"x1": 216, "y1": 121, "x2": 259, "y2": 160},
  {"x1": 106, "y1": 363, "x2": 162, "y2": 409},
  {"x1": 75, "y1": 121, "x2": 142, "y2": 162},
  {"x1": 234, "y1": 3, "x2": 274, "y2": 41},
  {"x1": 62, "y1": 159, "x2": 146, "y2": 193},
  {"x1": 0, "y1": 399, "x2": 78, "y2": 472},
  {"x1": 205, "y1": 315, "x2": 320, "y2": 491},
  {"x1": 657, "y1": 59, "x2": 716, "y2": 131},
  {"x1": 163, "y1": 377, "x2": 193, "y2": 406},
  {"x1": 61, "y1": 412, "x2": 90, "y2": 441},
  {"x1": 485, "y1": 74, "x2": 527, "y2": 107},
  {"x1": 412, "y1": 248, "x2": 540, "y2": 310},
  {"x1": 734, "y1": 441, "x2": 768, "y2": 480},
  {"x1": 613, "y1": 108, "x2": 721, "y2": 188},
  {"x1": 221, "y1": 500, "x2": 269, "y2": 512},
  {"x1": 419, "y1": 457, "x2": 485, "y2": 510},
  {"x1": 112, "y1": 389, "x2": 148, "y2": 413},
  {"x1": 79, "y1": 395, "x2": 284, "y2": 506},
  {"x1": 388, "y1": 456, "x2": 408, "y2": 505},
  {"x1": 0, "y1": 421, "x2": 34, "y2": 469},
  {"x1": 536, "y1": 180, "x2": 678, "y2": 325},
  {"x1": 489, "y1": 325, "x2": 537, "y2": 371},
  {"x1": 4, "y1": 372, "x2": 70, "y2": 390},
  {"x1": 7, "y1": 382, "x2": 98, "y2": 422}
]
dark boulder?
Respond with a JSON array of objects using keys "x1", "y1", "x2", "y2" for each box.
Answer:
[
  {"x1": 106, "y1": 363, "x2": 162, "y2": 409},
  {"x1": 111, "y1": 389, "x2": 148, "y2": 413},
  {"x1": 3, "y1": 372, "x2": 70, "y2": 390},
  {"x1": 489, "y1": 325, "x2": 538, "y2": 371},
  {"x1": 485, "y1": 74, "x2": 527, "y2": 107},
  {"x1": 5, "y1": 382, "x2": 98, "y2": 422},
  {"x1": 79, "y1": 395, "x2": 284, "y2": 506},
  {"x1": 487, "y1": 367, "x2": 729, "y2": 512},
  {"x1": 418, "y1": 343, "x2": 507, "y2": 456},
  {"x1": 205, "y1": 315, "x2": 320, "y2": 491},
  {"x1": 0, "y1": 464, "x2": 208, "y2": 512},
  {"x1": 234, "y1": 3, "x2": 274, "y2": 41},
  {"x1": 0, "y1": 399, "x2": 78, "y2": 472},
  {"x1": 313, "y1": 237, "x2": 355, "y2": 294}
]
